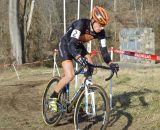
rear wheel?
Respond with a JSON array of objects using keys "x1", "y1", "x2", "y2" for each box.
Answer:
[
  {"x1": 42, "y1": 76, "x2": 64, "y2": 126},
  {"x1": 74, "y1": 84, "x2": 110, "y2": 130}
]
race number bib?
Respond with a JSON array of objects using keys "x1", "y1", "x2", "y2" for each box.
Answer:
[
  {"x1": 100, "y1": 39, "x2": 106, "y2": 47},
  {"x1": 71, "y1": 29, "x2": 81, "y2": 39}
]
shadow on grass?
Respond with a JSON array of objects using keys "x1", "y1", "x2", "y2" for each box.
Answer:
[
  {"x1": 108, "y1": 110, "x2": 133, "y2": 130},
  {"x1": 108, "y1": 88, "x2": 160, "y2": 130},
  {"x1": 46, "y1": 88, "x2": 160, "y2": 129}
]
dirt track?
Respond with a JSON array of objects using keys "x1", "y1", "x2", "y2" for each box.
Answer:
[
  {"x1": 0, "y1": 80, "x2": 129, "y2": 130},
  {"x1": 0, "y1": 67, "x2": 144, "y2": 130},
  {"x1": 0, "y1": 75, "x2": 77, "y2": 130}
]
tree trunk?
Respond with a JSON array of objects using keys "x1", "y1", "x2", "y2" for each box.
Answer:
[
  {"x1": 9, "y1": 0, "x2": 22, "y2": 64},
  {"x1": 27, "y1": 0, "x2": 35, "y2": 33}
]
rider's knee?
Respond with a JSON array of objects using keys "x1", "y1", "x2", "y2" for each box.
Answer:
[{"x1": 65, "y1": 74, "x2": 74, "y2": 82}]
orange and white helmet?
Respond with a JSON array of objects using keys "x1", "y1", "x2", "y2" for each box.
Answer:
[{"x1": 92, "y1": 6, "x2": 109, "y2": 26}]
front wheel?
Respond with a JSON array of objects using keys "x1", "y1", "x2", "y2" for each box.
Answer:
[{"x1": 74, "y1": 84, "x2": 110, "y2": 130}]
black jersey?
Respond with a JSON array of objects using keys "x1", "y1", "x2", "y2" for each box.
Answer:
[{"x1": 59, "y1": 19, "x2": 111, "y2": 64}]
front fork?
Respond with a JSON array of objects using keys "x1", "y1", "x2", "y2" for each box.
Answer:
[{"x1": 85, "y1": 80, "x2": 96, "y2": 116}]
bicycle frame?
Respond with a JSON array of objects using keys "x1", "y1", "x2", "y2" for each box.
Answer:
[
  {"x1": 63, "y1": 82, "x2": 85, "y2": 112},
  {"x1": 61, "y1": 62, "x2": 116, "y2": 114},
  {"x1": 63, "y1": 78, "x2": 96, "y2": 116}
]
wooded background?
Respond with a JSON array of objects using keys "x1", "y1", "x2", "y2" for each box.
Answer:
[{"x1": 0, "y1": 0, "x2": 160, "y2": 65}]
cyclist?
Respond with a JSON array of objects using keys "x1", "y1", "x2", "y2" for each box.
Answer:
[{"x1": 49, "y1": 6, "x2": 119, "y2": 112}]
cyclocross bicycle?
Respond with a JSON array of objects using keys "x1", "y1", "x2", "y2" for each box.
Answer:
[{"x1": 42, "y1": 62, "x2": 117, "y2": 130}]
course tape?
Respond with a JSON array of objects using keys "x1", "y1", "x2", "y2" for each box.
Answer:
[
  {"x1": 90, "y1": 48, "x2": 160, "y2": 61},
  {"x1": 0, "y1": 48, "x2": 159, "y2": 68},
  {"x1": 112, "y1": 49, "x2": 160, "y2": 61},
  {"x1": 0, "y1": 59, "x2": 53, "y2": 68},
  {"x1": 0, "y1": 49, "x2": 60, "y2": 68}
]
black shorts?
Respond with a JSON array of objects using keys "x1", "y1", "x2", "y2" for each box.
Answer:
[
  {"x1": 59, "y1": 40, "x2": 88, "y2": 61},
  {"x1": 58, "y1": 40, "x2": 93, "y2": 77}
]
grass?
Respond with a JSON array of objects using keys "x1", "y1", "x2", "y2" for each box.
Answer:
[
  {"x1": 93, "y1": 65, "x2": 160, "y2": 130},
  {"x1": 0, "y1": 64, "x2": 160, "y2": 130}
]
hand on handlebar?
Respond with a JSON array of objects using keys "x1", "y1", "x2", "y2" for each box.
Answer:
[
  {"x1": 109, "y1": 63, "x2": 119, "y2": 76},
  {"x1": 74, "y1": 59, "x2": 117, "y2": 80},
  {"x1": 76, "y1": 56, "x2": 88, "y2": 67}
]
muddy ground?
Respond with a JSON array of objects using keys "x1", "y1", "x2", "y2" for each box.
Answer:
[
  {"x1": 0, "y1": 66, "x2": 159, "y2": 130},
  {"x1": 0, "y1": 79, "x2": 124, "y2": 130}
]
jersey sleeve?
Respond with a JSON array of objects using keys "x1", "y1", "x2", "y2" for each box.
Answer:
[
  {"x1": 98, "y1": 30, "x2": 111, "y2": 64},
  {"x1": 67, "y1": 21, "x2": 84, "y2": 57}
]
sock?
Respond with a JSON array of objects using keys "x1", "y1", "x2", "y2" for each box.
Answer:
[{"x1": 50, "y1": 91, "x2": 59, "y2": 98}]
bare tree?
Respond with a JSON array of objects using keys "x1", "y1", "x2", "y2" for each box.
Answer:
[
  {"x1": 18, "y1": 0, "x2": 36, "y2": 62},
  {"x1": 27, "y1": 0, "x2": 35, "y2": 33},
  {"x1": 9, "y1": 0, "x2": 22, "y2": 64}
]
